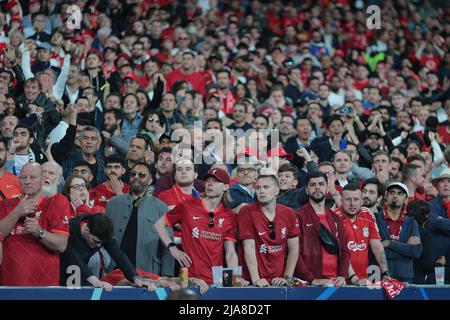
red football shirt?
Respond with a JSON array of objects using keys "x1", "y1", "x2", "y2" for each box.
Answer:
[
  {"x1": 317, "y1": 213, "x2": 339, "y2": 278},
  {"x1": 0, "y1": 173, "x2": 21, "y2": 200},
  {"x1": 90, "y1": 182, "x2": 130, "y2": 208},
  {"x1": 158, "y1": 184, "x2": 198, "y2": 245},
  {"x1": 335, "y1": 207, "x2": 381, "y2": 279},
  {"x1": 165, "y1": 69, "x2": 206, "y2": 96},
  {"x1": 164, "y1": 198, "x2": 236, "y2": 284},
  {"x1": 383, "y1": 211, "x2": 404, "y2": 241},
  {"x1": 238, "y1": 203, "x2": 300, "y2": 283},
  {"x1": 0, "y1": 194, "x2": 70, "y2": 286}
]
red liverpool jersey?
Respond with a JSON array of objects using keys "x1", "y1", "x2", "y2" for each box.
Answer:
[
  {"x1": 164, "y1": 198, "x2": 236, "y2": 284},
  {"x1": 0, "y1": 194, "x2": 70, "y2": 286},
  {"x1": 90, "y1": 182, "x2": 130, "y2": 208},
  {"x1": 335, "y1": 207, "x2": 381, "y2": 279},
  {"x1": 238, "y1": 203, "x2": 300, "y2": 283}
]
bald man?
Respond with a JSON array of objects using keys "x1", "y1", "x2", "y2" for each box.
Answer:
[{"x1": 0, "y1": 162, "x2": 70, "y2": 286}]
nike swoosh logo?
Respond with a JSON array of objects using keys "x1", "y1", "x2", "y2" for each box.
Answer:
[
  {"x1": 306, "y1": 224, "x2": 313, "y2": 227},
  {"x1": 193, "y1": 216, "x2": 202, "y2": 220},
  {"x1": 6, "y1": 185, "x2": 13, "y2": 188},
  {"x1": 258, "y1": 232, "x2": 266, "y2": 236}
]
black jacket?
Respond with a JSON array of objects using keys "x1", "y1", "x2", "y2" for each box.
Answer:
[{"x1": 60, "y1": 214, "x2": 138, "y2": 286}]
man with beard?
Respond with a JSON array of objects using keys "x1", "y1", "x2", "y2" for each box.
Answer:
[
  {"x1": 294, "y1": 171, "x2": 351, "y2": 286},
  {"x1": 239, "y1": 173, "x2": 300, "y2": 287},
  {"x1": 0, "y1": 138, "x2": 21, "y2": 199},
  {"x1": 335, "y1": 183, "x2": 390, "y2": 285},
  {"x1": 90, "y1": 155, "x2": 130, "y2": 208},
  {"x1": 101, "y1": 109, "x2": 131, "y2": 157},
  {"x1": 362, "y1": 178, "x2": 384, "y2": 213},
  {"x1": 126, "y1": 135, "x2": 154, "y2": 173},
  {"x1": 1, "y1": 116, "x2": 18, "y2": 139},
  {"x1": 106, "y1": 162, "x2": 174, "y2": 275},
  {"x1": 0, "y1": 162, "x2": 70, "y2": 285},
  {"x1": 389, "y1": 157, "x2": 404, "y2": 181},
  {"x1": 154, "y1": 167, "x2": 238, "y2": 285},
  {"x1": 279, "y1": 115, "x2": 296, "y2": 144},
  {"x1": 374, "y1": 182, "x2": 423, "y2": 283},
  {"x1": 41, "y1": 161, "x2": 64, "y2": 197}
]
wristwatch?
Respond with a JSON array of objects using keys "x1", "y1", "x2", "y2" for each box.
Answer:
[
  {"x1": 37, "y1": 229, "x2": 46, "y2": 239},
  {"x1": 167, "y1": 242, "x2": 177, "y2": 249}
]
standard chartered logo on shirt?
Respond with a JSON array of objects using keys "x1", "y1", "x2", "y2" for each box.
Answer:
[{"x1": 192, "y1": 227, "x2": 200, "y2": 239}]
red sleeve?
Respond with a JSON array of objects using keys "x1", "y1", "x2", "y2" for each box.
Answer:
[
  {"x1": 237, "y1": 206, "x2": 256, "y2": 241},
  {"x1": 164, "y1": 202, "x2": 185, "y2": 227},
  {"x1": 369, "y1": 217, "x2": 381, "y2": 240},
  {"x1": 287, "y1": 209, "x2": 300, "y2": 238},
  {"x1": 223, "y1": 212, "x2": 237, "y2": 242},
  {"x1": 46, "y1": 196, "x2": 70, "y2": 236}
]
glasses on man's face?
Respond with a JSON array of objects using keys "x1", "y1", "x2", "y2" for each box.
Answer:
[
  {"x1": 237, "y1": 168, "x2": 257, "y2": 174},
  {"x1": 130, "y1": 171, "x2": 147, "y2": 179},
  {"x1": 208, "y1": 212, "x2": 215, "y2": 228},
  {"x1": 71, "y1": 183, "x2": 87, "y2": 191},
  {"x1": 268, "y1": 221, "x2": 275, "y2": 239}
]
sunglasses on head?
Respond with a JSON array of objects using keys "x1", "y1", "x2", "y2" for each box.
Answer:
[
  {"x1": 130, "y1": 171, "x2": 147, "y2": 178},
  {"x1": 208, "y1": 212, "x2": 215, "y2": 228},
  {"x1": 268, "y1": 221, "x2": 275, "y2": 239}
]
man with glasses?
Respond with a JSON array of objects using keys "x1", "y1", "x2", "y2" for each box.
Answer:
[
  {"x1": 0, "y1": 162, "x2": 70, "y2": 285},
  {"x1": 227, "y1": 159, "x2": 259, "y2": 213},
  {"x1": 238, "y1": 172, "x2": 300, "y2": 287},
  {"x1": 155, "y1": 167, "x2": 238, "y2": 284},
  {"x1": 106, "y1": 162, "x2": 174, "y2": 276},
  {"x1": 295, "y1": 171, "x2": 351, "y2": 286}
]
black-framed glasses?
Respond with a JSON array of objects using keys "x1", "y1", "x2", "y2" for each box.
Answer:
[
  {"x1": 268, "y1": 221, "x2": 275, "y2": 239},
  {"x1": 208, "y1": 212, "x2": 215, "y2": 228}
]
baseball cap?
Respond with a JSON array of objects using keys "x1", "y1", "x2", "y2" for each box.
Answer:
[
  {"x1": 267, "y1": 148, "x2": 294, "y2": 161},
  {"x1": 204, "y1": 168, "x2": 230, "y2": 184},
  {"x1": 385, "y1": 182, "x2": 409, "y2": 198},
  {"x1": 37, "y1": 42, "x2": 52, "y2": 51},
  {"x1": 123, "y1": 72, "x2": 139, "y2": 82}
]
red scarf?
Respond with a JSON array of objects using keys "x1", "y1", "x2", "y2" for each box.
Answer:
[{"x1": 443, "y1": 200, "x2": 450, "y2": 219}]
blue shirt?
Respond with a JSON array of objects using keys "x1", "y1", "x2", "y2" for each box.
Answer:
[{"x1": 121, "y1": 114, "x2": 143, "y2": 138}]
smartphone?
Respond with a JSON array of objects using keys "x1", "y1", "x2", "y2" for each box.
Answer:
[
  {"x1": 339, "y1": 139, "x2": 348, "y2": 150},
  {"x1": 339, "y1": 106, "x2": 353, "y2": 115}
]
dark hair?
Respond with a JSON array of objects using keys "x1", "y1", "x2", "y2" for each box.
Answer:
[
  {"x1": 104, "y1": 109, "x2": 123, "y2": 122},
  {"x1": 13, "y1": 123, "x2": 35, "y2": 140},
  {"x1": 140, "y1": 111, "x2": 160, "y2": 131},
  {"x1": 87, "y1": 214, "x2": 114, "y2": 243},
  {"x1": 73, "y1": 160, "x2": 93, "y2": 172},
  {"x1": 132, "y1": 134, "x2": 154, "y2": 151},
  {"x1": 307, "y1": 171, "x2": 328, "y2": 184},
  {"x1": 131, "y1": 161, "x2": 152, "y2": 175},
  {"x1": 390, "y1": 157, "x2": 404, "y2": 173},
  {"x1": 406, "y1": 199, "x2": 429, "y2": 227},
  {"x1": 156, "y1": 147, "x2": 173, "y2": 161},
  {"x1": 327, "y1": 115, "x2": 344, "y2": 127},
  {"x1": 206, "y1": 118, "x2": 222, "y2": 127},
  {"x1": 62, "y1": 174, "x2": 89, "y2": 199},
  {"x1": 407, "y1": 154, "x2": 426, "y2": 166},
  {"x1": 294, "y1": 115, "x2": 312, "y2": 129},
  {"x1": 343, "y1": 183, "x2": 360, "y2": 192},
  {"x1": 363, "y1": 177, "x2": 385, "y2": 196},
  {"x1": 278, "y1": 163, "x2": 299, "y2": 181},
  {"x1": 402, "y1": 163, "x2": 421, "y2": 181},
  {"x1": 105, "y1": 154, "x2": 126, "y2": 167}
]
